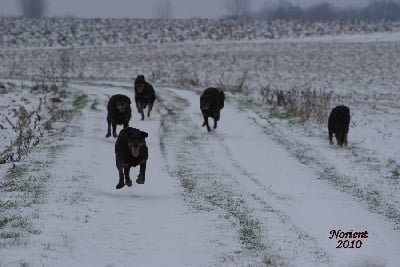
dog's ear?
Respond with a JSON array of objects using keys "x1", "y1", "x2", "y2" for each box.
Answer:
[
  {"x1": 119, "y1": 127, "x2": 129, "y2": 136},
  {"x1": 140, "y1": 131, "x2": 148, "y2": 138}
]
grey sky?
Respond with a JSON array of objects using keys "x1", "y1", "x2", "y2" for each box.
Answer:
[{"x1": 0, "y1": 0, "x2": 385, "y2": 19}]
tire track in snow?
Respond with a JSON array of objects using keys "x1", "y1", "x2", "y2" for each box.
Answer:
[
  {"x1": 158, "y1": 90, "x2": 270, "y2": 265},
  {"x1": 232, "y1": 99, "x2": 400, "y2": 229},
  {"x1": 158, "y1": 88, "x2": 331, "y2": 266},
  {"x1": 1, "y1": 82, "x2": 229, "y2": 267},
  {"x1": 159, "y1": 87, "x2": 400, "y2": 267}
]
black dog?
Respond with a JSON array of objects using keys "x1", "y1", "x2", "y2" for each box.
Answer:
[
  {"x1": 106, "y1": 94, "x2": 132, "y2": 138},
  {"x1": 328, "y1": 105, "x2": 350, "y2": 147},
  {"x1": 134, "y1": 75, "x2": 156, "y2": 120},
  {"x1": 114, "y1": 127, "x2": 148, "y2": 189},
  {"x1": 200, "y1": 87, "x2": 225, "y2": 132}
]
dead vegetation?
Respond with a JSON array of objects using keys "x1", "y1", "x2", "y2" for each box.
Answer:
[
  {"x1": 217, "y1": 70, "x2": 249, "y2": 94},
  {"x1": 261, "y1": 84, "x2": 334, "y2": 124},
  {"x1": 0, "y1": 81, "x2": 71, "y2": 164}
]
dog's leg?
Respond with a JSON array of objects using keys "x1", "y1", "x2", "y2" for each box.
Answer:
[
  {"x1": 116, "y1": 163, "x2": 125, "y2": 189},
  {"x1": 213, "y1": 112, "x2": 220, "y2": 129},
  {"x1": 136, "y1": 101, "x2": 145, "y2": 120},
  {"x1": 106, "y1": 117, "x2": 112, "y2": 138},
  {"x1": 136, "y1": 162, "x2": 146, "y2": 184},
  {"x1": 123, "y1": 121, "x2": 129, "y2": 129},
  {"x1": 344, "y1": 129, "x2": 348, "y2": 146},
  {"x1": 339, "y1": 131, "x2": 346, "y2": 147},
  {"x1": 112, "y1": 122, "x2": 118, "y2": 138},
  {"x1": 136, "y1": 101, "x2": 141, "y2": 113},
  {"x1": 202, "y1": 115, "x2": 207, "y2": 127},
  {"x1": 124, "y1": 167, "x2": 132, "y2": 187},
  {"x1": 202, "y1": 115, "x2": 211, "y2": 131},
  {"x1": 328, "y1": 129, "x2": 333, "y2": 145},
  {"x1": 136, "y1": 102, "x2": 145, "y2": 120},
  {"x1": 140, "y1": 104, "x2": 145, "y2": 120},
  {"x1": 336, "y1": 132, "x2": 343, "y2": 147},
  {"x1": 147, "y1": 102, "x2": 153, "y2": 117}
]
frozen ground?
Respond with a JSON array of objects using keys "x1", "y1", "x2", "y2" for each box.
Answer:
[
  {"x1": 1, "y1": 81, "x2": 400, "y2": 266},
  {"x1": 1, "y1": 18, "x2": 400, "y2": 266}
]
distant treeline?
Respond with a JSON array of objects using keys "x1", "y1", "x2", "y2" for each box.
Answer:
[{"x1": 228, "y1": 1, "x2": 400, "y2": 20}]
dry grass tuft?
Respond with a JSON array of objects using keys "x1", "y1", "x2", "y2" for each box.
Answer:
[{"x1": 261, "y1": 84, "x2": 334, "y2": 124}]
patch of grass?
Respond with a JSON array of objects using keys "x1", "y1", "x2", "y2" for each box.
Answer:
[
  {"x1": 0, "y1": 81, "x2": 83, "y2": 250},
  {"x1": 238, "y1": 218, "x2": 263, "y2": 251},
  {"x1": 44, "y1": 120, "x2": 53, "y2": 130},
  {"x1": 0, "y1": 163, "x2": 50, "y2": 247},
  {"x1": 237, "y1": 97, "x2": 266, "y2": 111},
  {"x1": 8, "y1": 164, "x2": 28, "y2": 179},
  {"x1": 0, "y1": 217, "x2": 13, "y2": 228},
  {"x1": 0, "y1": 231, "x2": 21, "y2": 239},
  {"x1": 269, "y1": 107, "x2": 296, "y2": 120},
  {"x1": 10, "y1": 217, "x2": 28, "y2": 228},
  {"x1": 386, "y1": 160, "x2": 400, "y2": 179},
  {"x1": 202, "y1": 189, "x2": 266, "y2": 251},
  {"x1": 0, "y1": 200, "x2": 18, "y2": 210},
  {"x1": 179, "y1": 174, "x2": 196, "y2": 193},
  {"x1": 261, "y1": 253, "x2": 286, "y2": 267},
  {"x1": 391, "y1": 167, "x2": 400, "y2": 178},
  {"x1": 261, "y1": 85, "x2": 334, "y2": 124},
  {"x1": 73, "y1": 94, "x2": 89, "y2": 109}
]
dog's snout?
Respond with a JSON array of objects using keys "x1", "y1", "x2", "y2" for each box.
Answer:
[
  {"x1": 201, "y1": 103, "x2": 210, "y2": 110},
  {"x1": 117, "y1": 102, "x2": 126, "y2": 112}
]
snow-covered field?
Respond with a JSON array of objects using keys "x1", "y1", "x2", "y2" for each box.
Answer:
[{"x1": 1, "y1": 18, "x2": 400, "y2": 266}]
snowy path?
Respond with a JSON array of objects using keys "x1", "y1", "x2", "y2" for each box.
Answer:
[
  {"x1": 2, "y1": 82, "x2": 400, "y2": 267},
  {"x1": 17, "y1": 84, "x2": 221, "y2": 267},
  {"x1": 159, "y1": 88, "x2": 400, "y2": 267}
]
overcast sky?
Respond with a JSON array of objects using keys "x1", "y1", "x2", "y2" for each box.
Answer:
[{"x1": 0, "y1": 0, "x2": 386, "y2": 19}]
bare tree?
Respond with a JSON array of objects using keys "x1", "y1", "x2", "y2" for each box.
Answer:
[
  {"x1": 224, "y1": 0, "x2": 251, "y2": 19},
  {"x1": 18, "y1": 0, "x2": 47, "y2": 18},
  {"x1": 153, "y1": 0, "x2": 173, "y2": 19}
]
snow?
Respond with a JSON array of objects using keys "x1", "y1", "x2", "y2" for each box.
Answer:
[
  {"x1": 274, "y1": 31, "x2": 400, "y2": 43},
  {"x1": 172, "y1": 88, "x2": 400, "y2": 267},
  {"x1": 1, "y1": 81, "x2": 400, "y2": 266},
  {"x1": 1, "y1": 18, "x2": 400, "y2": 267},
  {"x1": 1, "y1": 18, "x2": 399, "y2": 48}
]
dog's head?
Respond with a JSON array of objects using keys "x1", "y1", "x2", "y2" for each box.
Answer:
[
  {"x1": 200, "y1": 100, "x2": 210, "y2": 110},
  {"x1": 110, "y1": 94, "x2": 131, "y2": 113},
  {"x1": 117, "y1": 99, "x2": 130, "y2": 113},
  {"x1": 200, "y1": 94, "x2": 213, "y2": 111},
  {"x1": 135, "y1": 75, "x2": 146, "y2": 94},
  {"x1": 125, "y1": 128, "x2": 148, "y2": 158}
]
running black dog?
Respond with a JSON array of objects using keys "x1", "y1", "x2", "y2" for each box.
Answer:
[
  {"x1": 134, "y1": 75, "x2": 156, "y2": 120},
  {"x1": 105, "y1": 94, "x2": 132, "y2": 138},
  {"x1": 328, "y1": 105, "x2": 350, "y2": 147},
  {"x1": 200, "y1": 87, "x2": 225, "y2": 132},
  {"x1": 114, "y1": 127, "x2": 148, "y2": 189}
]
